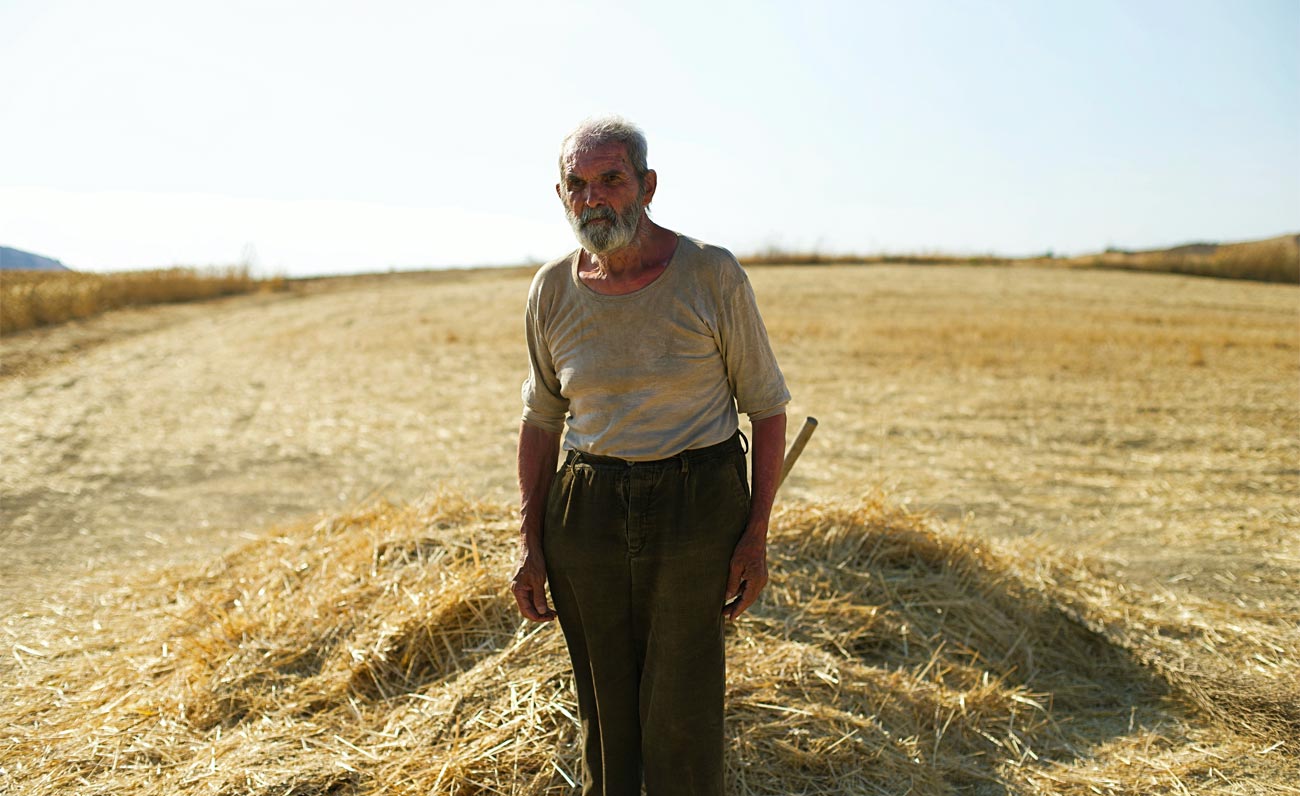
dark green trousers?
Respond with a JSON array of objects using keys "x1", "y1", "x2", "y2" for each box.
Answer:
[{"x1": 544, "y1": 432, "x2": 750, "y2": 796}]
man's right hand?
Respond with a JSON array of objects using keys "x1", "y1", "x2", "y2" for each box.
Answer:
[
  {"x1": 509, "y1": 543, "x2": 556, "y2": 622},
  {"x1": 514, "y1": 422, "x2": 560, "y2": 622}
]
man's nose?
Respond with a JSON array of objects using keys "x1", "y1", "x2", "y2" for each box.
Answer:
[{"x1": 582, "y1": 185, "x2": 604, "y2": 207}]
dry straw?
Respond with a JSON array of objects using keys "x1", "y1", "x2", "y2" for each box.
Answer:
[{"x1": 2, "y1": 491, "x2": 1296, "y2": 794}]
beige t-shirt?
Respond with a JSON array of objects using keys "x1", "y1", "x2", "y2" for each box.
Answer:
[{"x1": 521, "y1": 235, "x2": 789, "y2": 461}]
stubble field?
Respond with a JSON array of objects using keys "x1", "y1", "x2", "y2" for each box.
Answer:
[{"x1": 1, "y1": 263, "x2": 1297, "y2": 794}]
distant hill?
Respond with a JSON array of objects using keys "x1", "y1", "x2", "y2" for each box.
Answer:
[{"x1": 1, "y1": 246, "x2": 71, "y2": 272}]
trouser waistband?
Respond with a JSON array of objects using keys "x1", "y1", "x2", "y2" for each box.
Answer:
[{"x1": 567, "y1": 430, "x2": 747, "y2": 470}]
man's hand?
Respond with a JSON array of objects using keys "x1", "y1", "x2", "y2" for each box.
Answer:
[
  {"x1": 515, "y1": 422, "x2": 560, "y2": 623},
  {"x1": 510, "y1": 542, "x2": 556, "y2": 622},
  {"x1": 723, "y1": 527, "x2": 768, "y2": 621},
  {"x1": 724, "y1": 412, "x2": 785, "y2": 621}
]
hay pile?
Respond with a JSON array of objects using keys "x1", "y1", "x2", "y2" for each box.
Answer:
[{"x1": 2, "y1": 491, "x2": 1295, "y2": 794}]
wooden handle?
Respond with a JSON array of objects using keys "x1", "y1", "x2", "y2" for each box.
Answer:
[{"x1": 777, "y1": 416, "x2": 818, "y2": 491}]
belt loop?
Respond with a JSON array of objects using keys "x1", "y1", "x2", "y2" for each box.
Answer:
[
  {"x1": 678, "y1": 452, "x2": 690, "y2": 477},
  {"x1": 737, "y1": 429, "x2": 749, "y2": 454}
]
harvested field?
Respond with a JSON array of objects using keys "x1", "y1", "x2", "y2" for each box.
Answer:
[{"x1": 2, "y1": 263, "x2": 1297, "y2": 793}]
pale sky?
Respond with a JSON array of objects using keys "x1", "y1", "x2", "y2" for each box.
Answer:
[{"x1": 1, "y1": 0, "x2": 1296, "y2": 276}]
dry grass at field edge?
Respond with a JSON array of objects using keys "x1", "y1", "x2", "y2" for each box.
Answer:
[
  {"x1": 2, "y1": 490, "x2": 1295, "y2": 795},
  {"x1": 742, "y1": 232, "x2": 1300, "y2": 284},
  {"x1": 0, "y1": 266, "x2": 286, "y2": 335}
]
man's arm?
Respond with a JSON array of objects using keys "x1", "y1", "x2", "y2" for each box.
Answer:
[
  {"x1": 511, "y1": 421, "x2": 560, "y2": 622},
  {"x1": 724, "y1": 411, "x2": 786, "y2": 620}
]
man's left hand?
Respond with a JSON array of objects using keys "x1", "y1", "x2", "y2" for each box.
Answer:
[{"x1": 723, "y1": 527, "x2": 768, "y2": 621}]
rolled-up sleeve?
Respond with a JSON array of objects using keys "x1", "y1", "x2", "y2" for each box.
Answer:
[
  {"x1": 521, "y1": 284, "x2": 569, "y2": 434},
  {"x1": 717, "y1": 266, "x2": 790, "y2": 421}
]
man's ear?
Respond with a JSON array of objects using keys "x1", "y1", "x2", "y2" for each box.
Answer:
[
  {"x1": 641, "y1": 169, "x2": 657, "y2": 206},
  {"x1": 555, "y1": 183, "x2": 563, "y2": 200}
]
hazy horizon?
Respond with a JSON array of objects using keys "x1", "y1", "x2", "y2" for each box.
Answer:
[{"x1": 2, "y1": 0, "x2": 1296, "y2": 277}]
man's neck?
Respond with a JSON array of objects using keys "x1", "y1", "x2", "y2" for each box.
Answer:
[
  {"x1": 579, "y1": 218, "x2": 679, "y2": 296},
  {"x1": 587, "y1": 218, "x2": 672, "y2": 278}
]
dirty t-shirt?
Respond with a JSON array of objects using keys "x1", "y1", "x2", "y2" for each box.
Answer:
[{"x1": 521, "y1": 235, "x2": 790, "y2": 461}]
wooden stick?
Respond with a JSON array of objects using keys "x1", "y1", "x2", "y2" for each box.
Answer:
[{"x1": 777, "y1": 416, "x2": 818, "y2": 491}]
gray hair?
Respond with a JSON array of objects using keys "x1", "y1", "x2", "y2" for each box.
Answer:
[{"x1": 558, "y1": 115, "x2": 650, "y2": 181}]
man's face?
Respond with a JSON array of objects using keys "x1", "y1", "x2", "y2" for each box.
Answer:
[{"x1": 557, "y1": 142, "x2": 646, "y2": 254}]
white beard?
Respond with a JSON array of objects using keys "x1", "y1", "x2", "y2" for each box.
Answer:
[{"x1": 565, "y1": 196, "x2": 644, "y2": 254}]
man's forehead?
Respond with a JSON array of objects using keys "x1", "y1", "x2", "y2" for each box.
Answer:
[{"x1": 561, "y1": 142, "x2": 633, "y2": 175}]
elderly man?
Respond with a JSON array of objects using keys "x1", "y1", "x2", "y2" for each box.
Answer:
[{"x1": 511, "y1": 116, "x2": 789, "y2": 796}]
